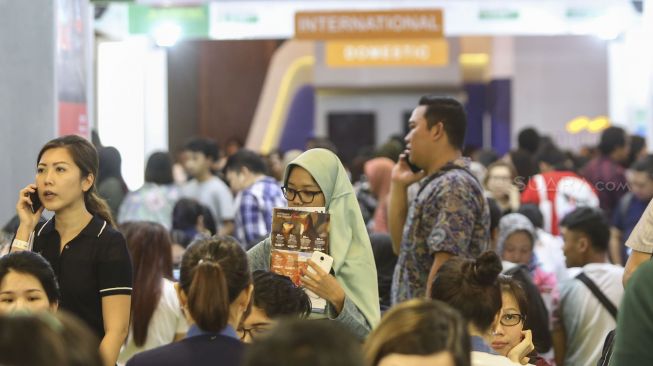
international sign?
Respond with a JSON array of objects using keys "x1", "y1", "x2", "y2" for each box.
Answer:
[{"x1": 295, "y1": 10, "x2": 443, "y2": 40}]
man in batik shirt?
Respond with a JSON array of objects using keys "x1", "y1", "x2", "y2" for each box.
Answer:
[{"x1": 389, "y1": 96, "x2": 490, "y2": 304}]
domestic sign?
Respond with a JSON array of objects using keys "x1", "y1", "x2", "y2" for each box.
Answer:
[
  {"x1": 326, "y1": 38, "x2": 448, "y2": 67},
  {"x1": 295, "y1": 9, "x2": 443, "y2": 40}
]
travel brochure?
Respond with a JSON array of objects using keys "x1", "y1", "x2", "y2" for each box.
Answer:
[{"x1": 269, "y1": 207, "x2": 330, "y2": 312}]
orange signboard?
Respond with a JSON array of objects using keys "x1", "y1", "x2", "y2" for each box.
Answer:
[
  {"x1": 326, "y1": 38, "x2": 448, "y2": 67},
  {"x1": 295, "y1": 9, "x2": 443, "y2": 40}
]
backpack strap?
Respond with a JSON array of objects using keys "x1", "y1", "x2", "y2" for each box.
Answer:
[{"x1": 575, "y1": 272, "x2": 618, "y2": 319}]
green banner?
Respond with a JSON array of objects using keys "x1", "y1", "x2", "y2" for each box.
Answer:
[{"x1": 128, "y1": 4, "x2": 209, "y2": 38}]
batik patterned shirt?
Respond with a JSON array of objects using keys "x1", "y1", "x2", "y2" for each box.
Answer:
[{"x1": 391, "y1": 157, "x2": 490, "y2": 304}]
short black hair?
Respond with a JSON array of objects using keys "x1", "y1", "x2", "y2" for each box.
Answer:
[
  {"x1": 598, "y1": 127, "x2": 627, "y2": 156},
  {"x1": 518, "y1": 128, "x2": 540, "y2": 154},
  {"x1": 224, "y1": 149, "x2": 268, "y2": 175},
  {"x1": 0, "y1": 251, "x2": 60, "y2": 305},
  {"x1": 518, "y1": 204, "x2": 544, "y2": 229},
  {"x1": 242, "y1": 319, "x2": 365, "y2": 366},
  {"x1": 630, "y1": 154, "x2": 653, "y2": 179},
  {"x1": 171, "y1": 198, "x2": 217, "y2": 247},
  {"x1": 184, "y1": 137, "x2": 219, "y2": 161},
  {"x1": 534, "y1": 145, "x2": 567, "y2": 170},
  {"x1": 251, "y1": 271, "x2": 311, "y2": 319},
  {"x1": 560, "y1": 207, "x2": 609, "y2": 252},
  {"x1": 144, "y1": 152, "x2": 174, "y2": 185},
  {"x1": 418, "y1": 96, "x2": 467, "y2": 150}
]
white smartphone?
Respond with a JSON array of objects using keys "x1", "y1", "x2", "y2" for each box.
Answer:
[{"x1": 308, "y1": 251, "x2": 333, "y2": 275}]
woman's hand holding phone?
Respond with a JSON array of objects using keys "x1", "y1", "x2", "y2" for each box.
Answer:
[
  {"x1": 300, "y1": 258, "x2": 345, "y2": 315},
  {"x1": 15, "y1": 184, "x2": 44, "y2": 240}
]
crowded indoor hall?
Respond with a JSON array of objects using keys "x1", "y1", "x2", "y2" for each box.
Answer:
[{"x1": 2, "y1": 0, "x2": 653, "y2": 365}]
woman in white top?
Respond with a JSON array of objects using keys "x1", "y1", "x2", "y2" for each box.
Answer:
[{"x1": 118, "y1": 222, "x2": 188, "y2": 364}]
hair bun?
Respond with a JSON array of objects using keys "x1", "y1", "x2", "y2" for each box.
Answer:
[{"x1": 473, "y1": 251, "x2": 503, "y2": 286}]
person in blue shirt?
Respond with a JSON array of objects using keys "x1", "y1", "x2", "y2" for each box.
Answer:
[
  {"x1": 610, "y1": 155, "x2": 653, "y2": 265},
  {"x1": 126, "y1": 236, "x2": 252, "y2": 366}
]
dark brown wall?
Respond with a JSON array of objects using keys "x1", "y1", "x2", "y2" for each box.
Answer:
[
  {"x1": 168, "y1": 39, "x2": 280, "y2": 155},
  {"x1": 168, "y1": 40, "x2": 201, "y2": 155},
  {"x1": 198, "y1": 40, "x2": 280, "y2": 150}
]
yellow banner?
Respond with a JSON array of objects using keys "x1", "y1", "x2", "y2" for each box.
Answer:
[
  {"x1": 326, "y1": 39, "x2": 448, "y2": 67},
  {"x1": 295, "y1": 10, "x2": 443, "y2": 40}
]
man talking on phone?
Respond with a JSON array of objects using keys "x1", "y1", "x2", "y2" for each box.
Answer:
[{"x1": 389, "y1": 96, "x2": 490, "y2": 304}]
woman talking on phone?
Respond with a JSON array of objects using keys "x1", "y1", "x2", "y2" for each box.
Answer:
[{"x1": 11, "y1": 135, "x2": 132, "y2": 366}]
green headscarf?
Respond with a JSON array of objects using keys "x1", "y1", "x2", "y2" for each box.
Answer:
[{"x1": 284, "y1": 148, "x2": 380, "y2": 327}]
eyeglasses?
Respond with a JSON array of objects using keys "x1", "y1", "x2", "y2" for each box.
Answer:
[
  {"x1": 237, "y1": 324, "x2": 272, "y2": 341},
  {"x1": 499, "y1": 313, "x2": 526, "y2": 327},
  {"x1": 281, "y1": 186, "x2": 323, "y2": 204}
]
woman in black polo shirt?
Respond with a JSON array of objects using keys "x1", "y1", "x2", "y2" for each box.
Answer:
[{"x1": 12, "y1": 135, "x2": 132, "y2": 366}]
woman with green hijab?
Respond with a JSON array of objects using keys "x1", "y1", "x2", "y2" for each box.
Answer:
[{"x1": 247, "y1": 148, "x2": 380, "y2": 338}]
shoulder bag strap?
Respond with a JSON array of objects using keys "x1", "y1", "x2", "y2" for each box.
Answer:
[{"x1": 575, "y1": 272, "x2": 618, "y2": 319}]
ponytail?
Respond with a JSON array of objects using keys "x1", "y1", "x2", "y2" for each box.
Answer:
[
  {"x1": 85, "y1": 189, "x2": 116, "y2": 227},
  {"x1": 178, "y1": 236, "x2": 251, "y2": 333},
  {"x1": 430, "y1": 251, "x2": 503, "y2": 332},
  {"x1": 188, "y1": 260, "x2": 230, "y2": 332}
]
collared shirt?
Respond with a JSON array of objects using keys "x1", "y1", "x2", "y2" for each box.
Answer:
[
  {"x1": 234, "y1": 176, "x2": 286, "y2": 249},
  {"x1": 186, "y1": 324, "x2": 238, "y2": 340},
  {"x1": 391, "y1": 157, "x2": 490, "y2": 304},
  {"x1": 33, "y1": 215, "x2": 133, "y2": 338},
  {"x1": 471, "y1": 335, "x2": 497, "y2": 354},
  {"x1": 581, "y1": 155, "x2": 628, "y2": 219}
]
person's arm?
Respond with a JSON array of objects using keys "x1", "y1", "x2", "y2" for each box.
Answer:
[
  {"x1": 388, "y1": 182, "x2": 408, "y2": 255},
  {"x1": 327, "y1": 296, "x2": 372, "y2": 340},
  {"x1": 388, "y1": 154, "x2": 425, "y2": 254},
  {"x1": 219, "y1": 220, "x2": 235, "y2": 236},
  {"x1": 215, "y1": 180, "x2": 236, "y2": 236},
  {"x1": 624, "y1": 249, "x2": 652, "y2": 286},
  {"x1": 100, "y1": 295, "x2": 131, "y2": 366},
  {"x1": 609, "y1": 227, "x2": 623, "y2": 266},
  {"x1": 247, "y1": 238, "x2": 271, "y2": 272},
  {"x1": 11, "y1": 184, "x2": 44, "y2": 252},
  {"x1": 425, "y1": 251, "x2": 454, "y2": 297},
  {"x1": 551, "y1": 324, "x2": 567, "y2": 366}
]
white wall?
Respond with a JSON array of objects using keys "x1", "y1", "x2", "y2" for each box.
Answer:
[
  {"x1": 0, "y1": 0, "x2": 57, "y2": 225},
  {"x1": 97, "y1": 40, "x2": 168, "y2": 191},
  {"x1": 512, "y1": 36, "x2": 609, "y2": 151}
]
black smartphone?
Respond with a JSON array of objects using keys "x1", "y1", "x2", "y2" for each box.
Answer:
[
  {"x1": 30, "y1": 190, "x2": 42, "y2": 213},
  {"x1": 404, "y1": 154, "x2": 422, "y2": 173}
]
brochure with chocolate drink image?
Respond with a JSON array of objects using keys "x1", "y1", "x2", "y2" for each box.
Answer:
[{"x1": 269, "y1": 207, "x2": 330, "y2": 312}]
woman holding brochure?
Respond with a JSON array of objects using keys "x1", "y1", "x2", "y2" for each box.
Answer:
[{"x1": 248, "y1": 148, "x2": 380, "y2": 339}]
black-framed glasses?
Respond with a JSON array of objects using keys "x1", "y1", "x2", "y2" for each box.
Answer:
[
  {"x1": 281, "y1": 186, "x2": 322, "y2": 204},
  {"x1": 499, "y1": 313, "x2": 526, "y2": 327},
  {"x1": 237, "y1": 324, "x2": 272, "y2": 341}
]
